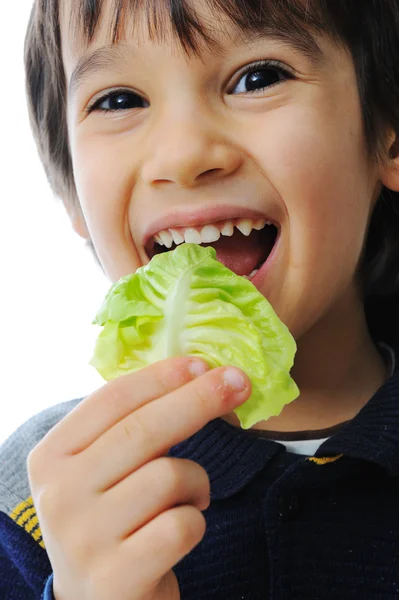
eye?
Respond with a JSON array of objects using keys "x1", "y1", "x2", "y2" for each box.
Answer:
[
  {"x1": 87, "y1": 90, "x2": 149, "y2": 114},
  {"x1": 231, "y1": 59, "x2": 294, "y2": 95}
]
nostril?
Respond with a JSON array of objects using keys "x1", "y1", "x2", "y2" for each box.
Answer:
[{"x1": 203, "y1": 168, "x2": 222, "y2": 175}]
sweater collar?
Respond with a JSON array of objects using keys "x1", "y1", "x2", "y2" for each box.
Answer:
[
  {"x1": 316, "y1": 366, "x2": 399, "y2": 475},
  {"x1": 169, "y1": 417, "x2": 284, "y2": 500},
  {"x1": 169, "y1": 347, "x2": 399, "y2": 500}
]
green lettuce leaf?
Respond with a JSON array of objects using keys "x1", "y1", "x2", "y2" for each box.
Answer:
[{"x1": 90, "y1": 244, "x2": 299, "y2": 429}]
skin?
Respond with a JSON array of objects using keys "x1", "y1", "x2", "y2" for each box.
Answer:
[
  {"x1": 27, "y1": 2, "x2": 399, "y2": 598},
  {"x1": 60, "y1": 0, "x2": 399, "y2": 431},
  {"x1": 28, "y1": 358, "x2": 251, "y2": 599}
]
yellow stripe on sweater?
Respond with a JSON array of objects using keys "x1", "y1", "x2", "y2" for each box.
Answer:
[
  {"x1": 307, "y1": 453, "x2": 344, "y2": 465},
  {"x1": 10, "y1": 497, "x2": 33, "y2": 521},
  {"x1": 16, "y1": 506, "x2": 36, "y2": 527},
  {"x1": 10, "y1": 496, "x2": 45, "y2": 549}
]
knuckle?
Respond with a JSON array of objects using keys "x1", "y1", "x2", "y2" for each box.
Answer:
[
  {"x1": 159, "y1": 458, "x2": 187, "y2": 495},
  {"x1": 185, "y1": 459, "x2": 210, "y2": 494},
  {"x1": 26, "y1": 443, "x2": 45, "y2": 483},
  {"x1": 153, "y1": 458, "x2": 210, "y2": 508},
  {"x1": 162, "y1": 507, "x2": 206, "y2": 555},
  {"x1": 36, "y1": 483, "x2": 64, "y2": 523},
  {"x1": 36, "y1": 472, "x2": 78, "y2": 526},
  {"x1": 191, "y1": 378, "x2": 211, "y2": 413},
  {"x1": 162, "y1": 510, "x2": 190, "y2": 550},
  {"x1": 127, "y1": 410, "x2": 154, "y2": 447},
  {"x1": 150, "y1": 356, "x2": 192, "y2": 394},
  {"x1": 149, "y1": 363, "x2": 172, "y2": 396},
  {"x1": 103, "y1": 377, "x2": 128, "y2": 413}
]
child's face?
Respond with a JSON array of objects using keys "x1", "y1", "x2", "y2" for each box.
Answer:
[{"x1": 60, "y1": 0, "x2": 385, "y2": 340}]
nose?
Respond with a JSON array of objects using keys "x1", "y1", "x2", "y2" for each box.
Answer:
[{"x1": 140, "y1": 106, "x2": 243, "y2": 189}]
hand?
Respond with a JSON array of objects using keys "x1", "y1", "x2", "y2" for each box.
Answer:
[{"x1": 27, "y1": 357, "x2": 250, "y2": 600}]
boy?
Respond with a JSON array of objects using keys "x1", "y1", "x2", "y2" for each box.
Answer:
[{"x1": 1, "y1": 0, "x2": 399, "y2": 597}]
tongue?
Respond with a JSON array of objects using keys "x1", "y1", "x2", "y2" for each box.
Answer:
[{"x1": 203, "y1": 229, "x2": 271, "y2": 276}]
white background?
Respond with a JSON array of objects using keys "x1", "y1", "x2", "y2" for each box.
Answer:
[{"x1": 0, "y1": 2, "x2": 110, "y2": 443}]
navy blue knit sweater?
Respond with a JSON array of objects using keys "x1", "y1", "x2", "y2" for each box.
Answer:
[{"x1": 2, "y1": 364, "x2": 399, "y2": 599}]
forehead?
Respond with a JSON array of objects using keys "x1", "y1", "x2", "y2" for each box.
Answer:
[{"x1": 60, "y1": 0, "x2": 330, "y2": 66}]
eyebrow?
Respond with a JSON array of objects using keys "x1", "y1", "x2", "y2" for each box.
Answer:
[
  {"x1": 68, "y1": 29, "x2": 325, "y2": 99},
  {"x1": 249, "y1": 28, "x2": 325, "y2": 68},
  {"x1": 69, "y1": 44, "x2": 135, "y2": 98}
]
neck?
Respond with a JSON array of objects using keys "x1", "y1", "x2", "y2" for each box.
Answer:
[{"x1": 225, "y1": 284, "x2": 388, "y2": 433}]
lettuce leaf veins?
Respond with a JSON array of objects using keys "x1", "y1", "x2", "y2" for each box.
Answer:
[{"x1": 90, "y1": 244, "x2": 299, "y2": 429}]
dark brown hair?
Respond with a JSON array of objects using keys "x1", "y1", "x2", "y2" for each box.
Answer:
[{"x1": 25, "y1": 0, "x2": 399, "y2": 342}]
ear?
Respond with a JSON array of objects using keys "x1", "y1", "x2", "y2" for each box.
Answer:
[
  {"x1": 380, "y1": 130, "x2": 399, "y2": 192},
  {"x1": 63, "y1": 200, "x2": 91, "y2": 240}
]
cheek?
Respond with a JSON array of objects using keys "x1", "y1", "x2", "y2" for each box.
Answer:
[
  {"x1": 70, "y1": 134, "x2": 141, "y2": 281},
  {"x1": 251, "y1": 106, "x2": 373, "y2": 335},
  {"x1": 261, "y1": 107, "x2": 369, "y2": 244}
]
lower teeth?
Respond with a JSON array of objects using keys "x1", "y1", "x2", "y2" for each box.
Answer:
[{"x1": 243, "y1": 269, "x2": 259, "y2": 280}]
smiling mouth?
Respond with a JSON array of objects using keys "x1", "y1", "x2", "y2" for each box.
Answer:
[{"x1": 146, "y1": 218, "x2": 278, "y2": 278}]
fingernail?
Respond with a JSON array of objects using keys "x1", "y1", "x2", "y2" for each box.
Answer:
[
  {"x1": 188, "y1": 359, "x2": 209, "y2": 377},
  {"x1": 223, "y1": 367, "x2": 246, "y2": 391}
]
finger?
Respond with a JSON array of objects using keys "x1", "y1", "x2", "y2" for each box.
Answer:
[
  {"x1": 41, "y1": 356, "x2": 210, "y2": 455},
  {"x1": 97, "y1": 458, "x2": 210, "y2": 540},
  {"x1": 117, "y1": 505, "x2": 206, "y2": 590},
  {"x1": 85, "y1": 366, "x2": 250, "y2": 490}
]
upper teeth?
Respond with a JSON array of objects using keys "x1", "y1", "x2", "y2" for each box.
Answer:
[{"x1": 153, "y1": 218, "x2": 272, "y2": 248}]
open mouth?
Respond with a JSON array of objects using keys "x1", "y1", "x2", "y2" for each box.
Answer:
[{"x1": 145, "y1": 217, "x2": 279, "y2": 279}]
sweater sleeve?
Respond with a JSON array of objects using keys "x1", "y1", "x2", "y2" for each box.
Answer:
[
  {"x1": 0, "y1": 399, "x2": 82, "y2": 600},
  {"x1": 0, "y1": 509, "x2": 53, "y2": 599}
]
